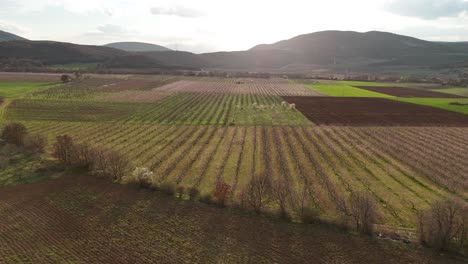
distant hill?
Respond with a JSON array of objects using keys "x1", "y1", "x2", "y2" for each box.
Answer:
[
  {"x1": 0, "y1": 30, "x2": 27, "y2": 42},
  {"x1": 104, "y1": 42, "x2": 171, "y2": 52},
  {"x1": 2, "y1": 31, "x2": 468, "y2": 72},
  {"x1": 246, "y1": 31, "x2": 468, "y2": 69}
]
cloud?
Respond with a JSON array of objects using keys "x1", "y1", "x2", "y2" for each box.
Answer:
[
  {"x1": 96, "y1": 24, "x2": 135, "y2": 35},
  {"x1": 150, "y1": 5, "x2": 203, "y2": 18},
  {"x1": 384, "y1": 0, "x2": 468, "y2": 19}
]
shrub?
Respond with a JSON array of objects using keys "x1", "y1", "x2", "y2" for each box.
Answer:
[
  {"x1": 52, "y1": 135, "x2": 74, "y2": 165},
  {"x1": 272, "y1": 178, "x2": 291, "y2": 218},
  {"x1": 71, "y1": 143, "x2": 95, "y2": 169},
  {"x1": 61, "y1": 74, "x2": 71, "y2": 83},
  {"x1": 1, "y1": 122, "x2": 27, "y2": 146},
  {"x1": 243, "y1": 174, "x2": 272, "y2": 213},
  {"x1": 349, "y1": 192, "x2": 376, "y2": 235},
  {"x1": 301, "y1": 207, "x2": 320, "y2": 224},
  {"x1": 213, "y1": 180, "x2": 231, "y2": 207},
  {"x1": 200, "y1": 193, "x2": 214, "y2": 204},
  {"x1": 417, "y1": 199, "x2": 467, "y2": 253},
  {"x1": 188, "y1": 187, "x2": 200, "y2": 201},
  {"x1": 132, "y1": 167, "x2": 154, "y2": 188},
  {"x1": 160, "y1": 182, "x2": 176, "y2": 196},
  {"x1": 90, "y1": 148, "x2": 130, "y2": 182},
  {"x1": 176, "y1": 186, "x2": 185, "y2": 199},
  {"x1": 24, "y1": 134, "x2": 47, "y2": 153}
]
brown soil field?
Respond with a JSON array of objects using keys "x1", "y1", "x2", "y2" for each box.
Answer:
[
  {"x1": 282, "y1": 97, "x2": 468, "y2": 126},
  {"x1": 0, "y1": 174, "x2": 461, "y2": 264},
  {"x1": 355, "y1": 86, "x2": 466, "y2": 98}
]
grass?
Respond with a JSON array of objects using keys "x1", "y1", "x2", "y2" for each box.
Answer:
[
  {"x1": 0, "y1": 82, "x2": 56, "y2": 98},
  {"x1": 395, "y1": 98, "x2": 468, "y2": 115},
  {"x1": 308, "y1": 84, "x2": 393, "y2": 98},
  {"x1": 431, "y1": 88, "x2": 468, "y2": 97}
]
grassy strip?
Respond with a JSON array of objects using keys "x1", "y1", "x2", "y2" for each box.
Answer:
[
  {"x1": 308, "y1": 84, "x2": 393, "y2": 98},
  {"x1": 395, "y1": 98, "x2": 468, "y2": 115}
]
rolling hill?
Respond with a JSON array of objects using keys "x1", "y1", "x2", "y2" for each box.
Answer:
[
  {"x1": 2, "y1": 30, "x2": 468, "y2": 72},
  {"x1": 0, "y1": 30, "x2": 27, "y2": 42},
  {"x1": 105, "y1": 42, "x2": 172, "y2": 52}
]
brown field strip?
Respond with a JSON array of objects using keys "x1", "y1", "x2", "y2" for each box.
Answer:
[
  {"x1": 0, "y1": 174, "x2": 460, "y2": 264},
  {"x1": 355, "y1": 86, "x2": 466, "y2": 98},
  {"x1": 282, "y1": 97, "x2": 468, "y2": 126}
]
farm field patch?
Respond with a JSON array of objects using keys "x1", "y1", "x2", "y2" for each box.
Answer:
[
  {"x1": 308, "y1": 84, "x2": 392, "y2": 97},
  {"x1": 0, "y1": 82, "x2": 55, "y2": 98},
  {"x1": 23, "y1": 122, "x2": 467, "y2": 227},
  {"x1": 8, "y1": 93, "x2": 310, "y2": 125},
  {"x1": 430, "y1": 88, "x2": 468, "y2": 97},
  {"x1": 282, "y1": 96, "x2": 468, "y2": 126},
  {"x1": 0, "y1": 174, "x2": 457, "y2": 264},
  {"x1": 158, "y1": 80, "x2": 323, "y2": 96},
  {"x1": 355, "y1": 86, "x2": 466, "y2": 98},
  {"x1": 396, "y1": 98, "x2": 468, "y2": 115}
]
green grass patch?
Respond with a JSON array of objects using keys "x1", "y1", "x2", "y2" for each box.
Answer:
[
  {"x1": 308, "y1": 84, "x2": 393, "y2": 98},
  {"x1": 336, "y1": 81, "x2": 394, "y2": 87},
  {"x1": 430, "y1": 88, "x2": 468, "y2": 97},
  {"x1": 395, "y1": 98, "x2": 468, "y2": 114},
  {"x1": 0, "y1": 82, "x2": 56, "y2": 98}
]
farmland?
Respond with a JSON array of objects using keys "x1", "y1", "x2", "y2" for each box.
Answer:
[
  {"x1": 0, "y1": 73, "x2": 467, "y2": 262},
  {"x1": 0, "y1": 174, "x2": 459, "y2": 264},
  {"x1": 308, "y1": 84, "x2": 393, "y2": 97},
  {"x1": 355, "y1": 86, "x2": 466, "y2": 98}
]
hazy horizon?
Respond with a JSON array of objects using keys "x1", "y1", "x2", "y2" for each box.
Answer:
[{"x1": 1, "y1": 0, "x2": 468, "y2": 53}]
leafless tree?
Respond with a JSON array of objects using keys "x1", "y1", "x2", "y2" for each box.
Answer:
[
  {"x1": 349, "y1": 192, "x2": 376, "y2": 235},
  {"x1": 1, "y1": 122, "x2": 27, "y2": 146},
  {"x1": 417, "y1": 199, "x2": 467, "y2": 252},
  {"x1": 243, "y1": 174, "x2": 273, "y2": 213}
]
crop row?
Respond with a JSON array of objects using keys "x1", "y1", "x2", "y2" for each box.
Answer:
[
  {"x1": 24, "y1": 122, "x2": 466, "y2": 227},
  {"x1": 8, "y1": 93, "x2": 311, "y2": 125}
]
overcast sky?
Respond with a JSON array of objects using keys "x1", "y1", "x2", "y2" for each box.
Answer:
[{"x1": 1, "y1": 0, "x2": 468, "y2": 53}]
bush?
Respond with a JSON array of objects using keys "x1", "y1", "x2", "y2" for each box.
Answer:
[
  {"x1": 349, "y1": 192, "x2": 376, "y2": 235},
  {"x1": 176, "y1": 186, "x2": 185, "y2": 199},
  {"x1": 52, "y1": 135, "x2": 74, "y2": 165},
  {"x1": 159, "y1": 182, "x2": 176, "y2": 196},
  {"x1": 92, "y1": 149, "x2": 130, "y2": 182},
  {"x1": 243, "y1": 175, "x2": 272, "y2": 213},
  {"x1": 301, "y1": 207, "x2": 320, "y2": 224},
  {"x1": 132, "y1": 167, "x2": 154, "y2": 188},
  {"x1": 200, "y1": 193, "x2": 214, "y2": 204},
  {"x1": 24, "y1": 134, "x2": 47, "y2": 153},
  {"x1": 213, "y1": 180, "x2": 231, "y2": 207},
  {"x1": 188, "y1": 187, "x2": 200, "y2": 201},
  {"x1": 1, "y1": 122, "x2": 27, "y2": 146},
  {"x1": 71, "y1": 143, "x2": 95, "y2": 169},
  {"x1": 272, "y1": 178, "x2": 292, "y2": 218},
  {"x1": 417, "y1": 199, "x2": 467, "y2": 253}
]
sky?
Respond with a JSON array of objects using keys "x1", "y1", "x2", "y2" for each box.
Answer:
[{"x1": 1, "y1": 0, "x2": 468, "y2": 53}]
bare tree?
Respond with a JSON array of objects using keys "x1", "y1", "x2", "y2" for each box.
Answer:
[
  {"x1": 24, "y1": 133, "x2": 47, "y2": 153},
  {"x1": 243, "y1": 174, "x2": 272, "y2": 213},
  {"x1": 349, "y1": 192, "x2": 376, "y2": 235},
  {"x1": 417, "y1": 199, "x2": 467, "y2": 252},
  {"x1": 52, "y1": 135, "x2": 74, "y2": 165},
  {"x1": 272, "y1": 177, "x2": 291, "y2": 218},
  {"x1": 1, "y1": 122, "x2": 27, "y2": 146}
]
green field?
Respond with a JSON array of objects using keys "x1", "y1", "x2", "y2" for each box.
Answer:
[
  {"x1": 0, "y1": 82, "x2": 55, "y2": 98},
  {"x1": 308, "y1": 84, "x2": 393, "y2": 97},
  {"x1": 396, "y1": 98, "x2": 468, "y2": 114},
  {"x1": 431, "y1": 88, "x2": 468, "y2": 97}
]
